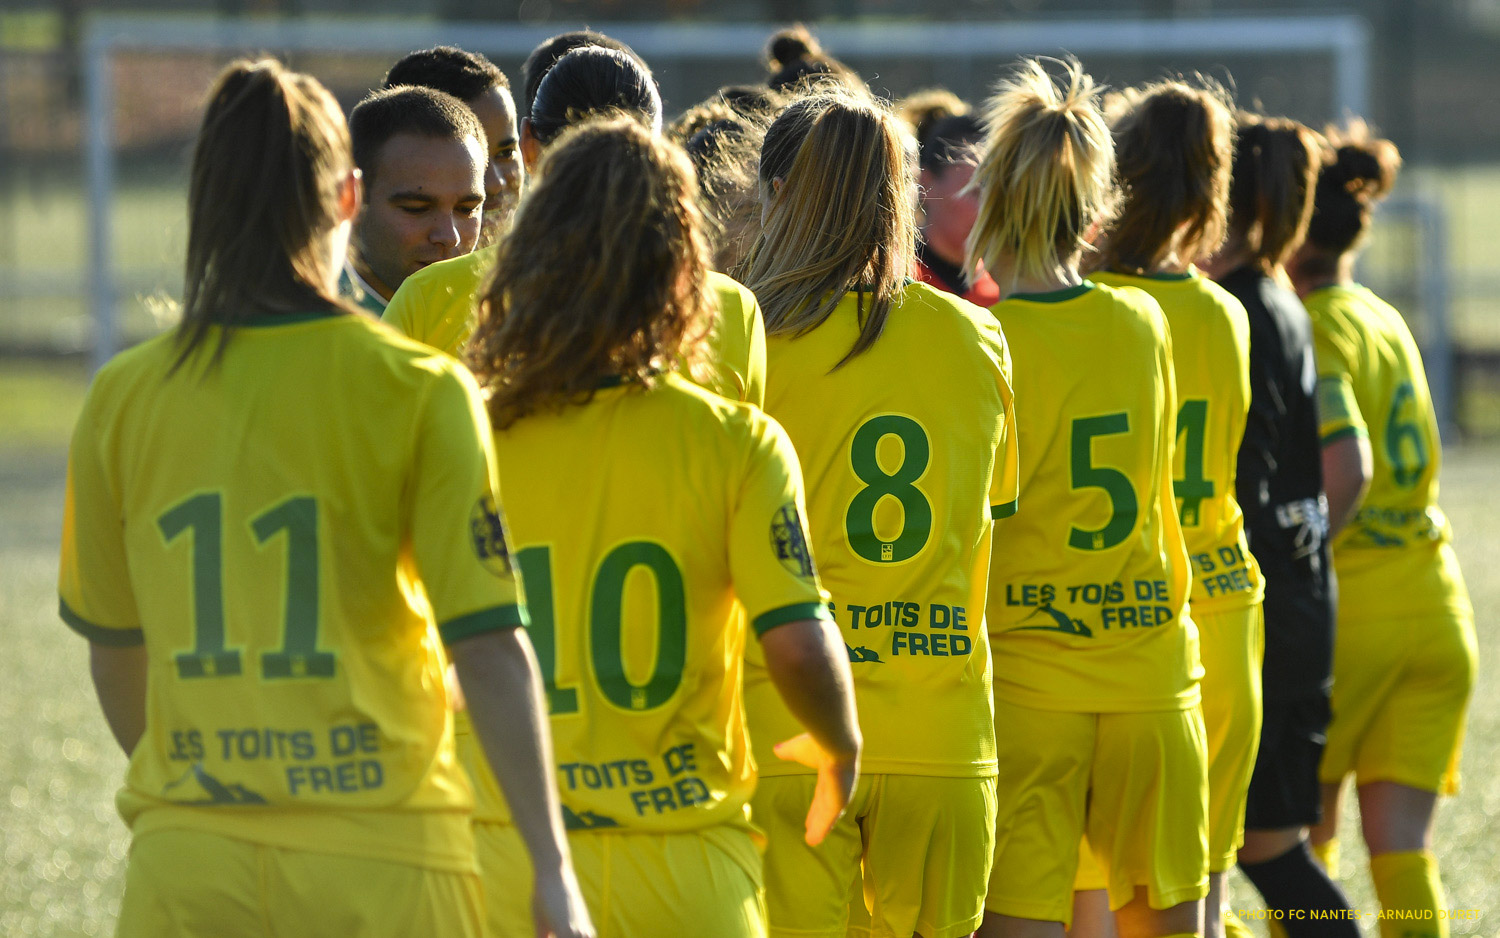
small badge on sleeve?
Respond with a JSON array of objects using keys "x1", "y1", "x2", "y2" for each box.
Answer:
[
  {"x1": 470, "y1": 494, "x2": 512, "y2": 576},
  {"x1": 771, "y1": 502, "x2": 816, "y2": 580}
]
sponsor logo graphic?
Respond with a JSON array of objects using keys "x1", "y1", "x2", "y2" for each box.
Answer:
[
  {"x1": 771, "y1": 502, "x2": 816, "y2": 579},
  {"x1": 470, "y1": 494, "x2": 512, "y2": 576},
  {"x1": 1011, "y1": 604, "x2": 1093, "y2": 638}
]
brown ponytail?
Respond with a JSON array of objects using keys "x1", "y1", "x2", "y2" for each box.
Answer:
[
  {"x1": 1304, "y1": 118, "x2": 1401, "y2": 258},
  {"x1": 175, "y1": 59, "x2": 354, "y2": 372},
  {"x1": 1097, "y1": 78, "x2": 1235, "y2": 273},
  {"x1": 1225, "y1": 114, "x2": 1324, "y2": 274}
]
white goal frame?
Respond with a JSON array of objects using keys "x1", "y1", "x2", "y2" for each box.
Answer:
[{"x1": 82, "y1": 13, "x2": 1388, "y2": 381}]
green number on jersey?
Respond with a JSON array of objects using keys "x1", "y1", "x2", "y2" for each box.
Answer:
[
  {"x1": 516, "y1": 542, "x2": 687, "y2": 715},
  {"x1": 1385, "y1": 382, "x2": 1429, "y2": 489},
  {"x1": 252, "y1": 497, "x2": 333, "y2": 679},
  {"x1": 159, "y1": 493, "x2": 242, "y2": 679},
  {"x1": 845, "y1": 415, "x2": 933, "y2": 564},
  {"x1": 1173, "y1": 400, "x2": 1215, "y2": 527},
  {"x1": 514, "y1": 546, "x2": 579, "y2": 715},
  {"x1": 1068, "y1": 414, "x2": 1139, "y2": 551},
  {"x1": 158, "y1": 493, "x2": 331, "y2": 680}
]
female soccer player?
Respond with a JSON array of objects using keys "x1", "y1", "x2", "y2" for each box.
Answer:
[
  {"x1": 737, "y1": 92, "x2": 1019, "y2": 938},
  {"x1": 1089, "y1": 79, "x2": 1265, "y2": 938},
  {"x1": 968, "y1": 59, "x2": 1206, "y2": 938},
  {"x1": 899, "y1": 92, "x2": 1000, "y2": 306},
  {"x1": 1201, "y1": 114, "x2": 1359, "y2": 936},
  {"x1": 465, "y1": 116, "x2": 862, "y2": 938},
  {"x1": 1289, "y1": 122, "x2": 1476, "y2": 938},
  {"x1": 383, "y1": 44, "x2": 766, "y2": 408},
  {"x1": 57, "y1": 59, "x2": 589, "y2": 938}
]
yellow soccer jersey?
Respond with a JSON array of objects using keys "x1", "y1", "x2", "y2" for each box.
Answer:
[
  {"x1": 57, "y1": 311, "x2": 525, "y2": 872},
  {"x1": 1306, "y1": 283, "x2": 1471, "y2": 623},
  {"x1": 986, "y1": 282, "x2": 1200, "y2": 713},
  {"x1": 743, "y1": 282, "x2": 1018, "y2": 778},
  {"x1": 382, "y1": 247, "x2": 767, "y2": 406},
  {"x1": 1093, "y1": 269, "x2": 1264, "y2": 614},
  {"x1": 460, "y1": 373, "x2": 830, "y2": 833}
]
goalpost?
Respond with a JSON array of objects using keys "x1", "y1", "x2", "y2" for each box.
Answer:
[{"x1": 83, "y1": 13, "x2": 1459, "y2": 430}]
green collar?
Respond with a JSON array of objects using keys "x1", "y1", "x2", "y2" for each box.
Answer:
[{"x1": 1007, "y1": 281, "x2": 1095, "y2": 303}]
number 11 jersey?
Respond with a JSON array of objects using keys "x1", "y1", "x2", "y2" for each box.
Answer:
[{"x1": 744, "y1": 282, "x2": 1019, "y2": 778}]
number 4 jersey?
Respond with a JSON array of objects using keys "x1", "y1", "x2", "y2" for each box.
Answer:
[
  {"x1": 58, "y1": 312, "x2": 525, "y2": 872},
  {"x1": 985, "y1": 282, "x2": 1201, "y2": 713},
  {"x1": 745, "y1": 282, "x2": 1019, "y2": 778}
]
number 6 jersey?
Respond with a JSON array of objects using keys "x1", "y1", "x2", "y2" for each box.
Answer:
[
  {"x1": 1304, "y1": 283, "x2": 1470, "y2": 624},
  {"x1": 744, "y1": 281, "x2": 1019, "y2": 779},
  {"x1": 983, "y1": 282, "x2": 1201, "y2": 713},
  {"x1": 58, "y1": 312, "x2": 525, "y2": 872}
]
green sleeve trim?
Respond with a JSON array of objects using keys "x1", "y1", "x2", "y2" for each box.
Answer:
[
  {"x1": 439, "y1": 603, "x2": 528, "y2": 645},
  {"x1": 59, "y1": 599, "x2": 143, "y2": 646},
  {"x1": 752, "y1": 601, "x2": 834, "y2": 638},
  {"x1": 1320, "y1": 425, "x2": 1368, "y2": 446},
  {"x1": 990, "y1": 499, "x2": 1019, "y2": 520}
]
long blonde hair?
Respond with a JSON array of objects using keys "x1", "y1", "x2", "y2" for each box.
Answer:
[
  {"x1": 468, "y1": 118, "x2": 712, "y2": 430},
  {"x1": 967, "y1": 58, "x2": 1115, "y2": 289},
  {"x1": 1097, "y1": 77, "x2": 1235, "y2": 273},
  {"x1": 736, "y1": 93, "x2": 915, "y2": 368},
  {"x1": 175, "y1": 59, "x2": 355, "y2": 371}
]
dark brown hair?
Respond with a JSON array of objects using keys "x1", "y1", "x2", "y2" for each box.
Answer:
[
  {"x1": 520, "y1": 30, "x2": 642, "y2": 119},
  {"x1": 1304, "y1": 118, "x2": 1401, "y2": 258},
  {"x1": 1098, "y1": 78, "x2": 1235, "y2": 273},
  {"x1": 468, "y1": 119, "x2": 712, "y2": 430},
  {"x1": 764, "y1": 25, "x2": 864, "y2": 94},
  {"x1": 1226, "y1": 113, "x2": 1324, "y2": 273},
  {"x1": 174, "y1": 58, "x2": 354, "y2": 372},
  {"x1": 528, "y1": 47, "x2": 661, "y2": 146}
]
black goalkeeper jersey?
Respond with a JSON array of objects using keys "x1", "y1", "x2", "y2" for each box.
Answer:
[{"x1": 1218, "y1": 265, "x2": 1336, "y2": 699}]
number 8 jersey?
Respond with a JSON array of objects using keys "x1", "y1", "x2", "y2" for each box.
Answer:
[
  {"x1": 984, "y1": 282, "x2": 1201, "y2": 713},
  {"x1": 57, "y1": 313, "x2": 525, "y2": 872},
  {"x1": 744, "y1": 282, "x2": 1019, "y2": 778}
]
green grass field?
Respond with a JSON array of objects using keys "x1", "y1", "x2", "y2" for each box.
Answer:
[{"x1": 1, "y1": 361, "x2": 1496, "y2": 937}]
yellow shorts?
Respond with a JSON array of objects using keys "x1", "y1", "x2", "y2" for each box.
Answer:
[
  {"x1": 755, "y1": 773, "x2": 997, "y2": 938},
  {"x1": 116, "y1": 828, "x2": 482, "y2": 938},
  {"x1": 986, "y1": 700, "x2": 1208, "y2": 926},
  {"x1": 1197, "y1": 603, "x2": 1264, "y2": 871},
  {"x1": 478, "y1": 821, "x2": 765, "y2": 938},
  {"x1": 1320, "y1": 606, "x2": 1477, "y2": 794}
]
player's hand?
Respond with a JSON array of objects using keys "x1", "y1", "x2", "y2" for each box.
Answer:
[
  {"x1": 773, "y1": 732, "x2": 858, "y2": 846},
  {"x1": 531, "y1": 864, "x2": 595, "y2": 938}
]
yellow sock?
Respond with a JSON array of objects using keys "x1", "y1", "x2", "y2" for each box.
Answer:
[
  {"x1": 1268, "y1": 917, "x2": 1288, "y2": 938},
  {"x1": 1223, "y1": 909, "x2": 1255, "y2": 938},
  {"x1": 1311, "y1": 837, "x2": 1340, "y2": 877},
  {"x1": 1370, "y1": 850, "x2": 1447, "y2": 938}
]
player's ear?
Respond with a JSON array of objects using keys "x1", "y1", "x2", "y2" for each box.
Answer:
[
  {"x1": 337, "y1": 167, "x2": 362, "y2": 224},
  {"x1": 520, "y1": 118, "x2": 543, "y2": 173}
]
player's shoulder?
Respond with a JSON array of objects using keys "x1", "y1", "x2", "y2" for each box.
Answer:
[
  {"x1": 658, "y1": 372, "x2": 789, "y2": 453},
  {"x1": 895, "y1": 280, "x2": 1010, "y2": 353},
  {"x1": 707, "y1": 269, "x2": 756, "y2": 311}
]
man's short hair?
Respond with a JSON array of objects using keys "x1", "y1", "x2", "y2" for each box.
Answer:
[
  {"x1": 349, "y1": 85, "x2": 486, "y2": 185},
  {"x1": 383, "y1": 46, "x2": 508, "y2": 102}
]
